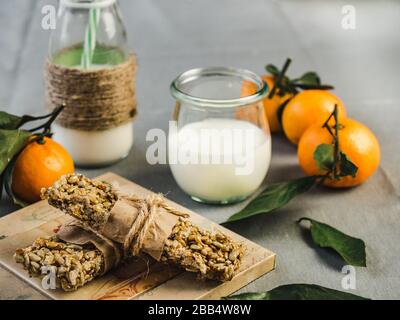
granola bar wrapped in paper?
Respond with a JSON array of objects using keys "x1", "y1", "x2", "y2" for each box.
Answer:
[
  {"x1": 41, "y1": 174, "x2": 245, "y2": 281},
  {"x1": 14, "y1": 221, "x2": 121, "y2": 291}
]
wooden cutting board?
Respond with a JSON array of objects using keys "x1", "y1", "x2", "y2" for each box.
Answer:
[{"x1": 0, "y1": 173, "x2": 275, "y2": 300}]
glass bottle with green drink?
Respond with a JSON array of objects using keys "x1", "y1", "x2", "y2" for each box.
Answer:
[{"x1": 48, "y1": 0, "x2": 134, "y2": 167}]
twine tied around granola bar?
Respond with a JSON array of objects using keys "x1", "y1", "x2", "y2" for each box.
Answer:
[
  {"x1": 56, "y1": 193, "x2": 189, "y2": 272},
  {"x1": 98, "y1": 193, "x2": 190, "y2": 260},
  {"x1": 45, "y1": 54, "x2": 137, "y2": 131},
  {"x1": 121, "y1": 194, "x2": 189, "y2": 258}
]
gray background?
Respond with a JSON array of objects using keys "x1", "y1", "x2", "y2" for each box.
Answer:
[{"x1": 0, "y1": 0, "x2": 399, "y2": 299}]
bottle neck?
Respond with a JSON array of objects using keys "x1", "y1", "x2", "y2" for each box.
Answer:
[
  {"x1": 60, "y1": 0, "x2": 117, "y2": 10},
  {"x1": 50, "y1": 0, "x2": 128, "y2": 68}
]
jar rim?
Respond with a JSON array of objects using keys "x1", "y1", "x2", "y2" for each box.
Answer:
[
  {"x1": 60, "y1": 0, "x2": 116, "y2": 9},
  {"x1": 170, "y1": 67, "x2": 268, "y2": 108}
]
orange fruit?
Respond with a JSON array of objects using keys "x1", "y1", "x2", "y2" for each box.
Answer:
[
  {"x1": 12, "y1": 137, "x2": 74, "y2": 203},
  {"x1": 282, "y1": 90, "x2": 347, "y2": 145},
  {"x1": 298, "y1": 118, "x2": 380, "y2": 187},
  {"x1": 241, "y1": 76, "x2": 292, "y2": 133}
]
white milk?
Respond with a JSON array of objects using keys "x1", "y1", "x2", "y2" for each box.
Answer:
[
  {"x1": 53, "y1": 121, "x2": 133, "y2": 167},
  {"x1": 52, "y1": 64, "x2": 133, "y2": 167},
  {"x1": 169, "y1": 118, "x2": 271, "y2": 203}
]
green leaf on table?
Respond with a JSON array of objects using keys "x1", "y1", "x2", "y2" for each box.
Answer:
[
  {"x1": 224, "y1": 284, "x2": 369, "y2": 300},
  {"x1": 298, "y1": 217, "x2": 366, "y2": 267},
  {"x1": 314, "y1": 144, "x2": 335, "y2": 171},
  {"x1": 0, "y1": 129, "x2": 32, "y2": 174},
  {"x1": 265, "y1": 64, "x2": 280, "y2": 76},
  {"x1": 339, "y1": 152, "x2": 358, "y2": 178},
  {"x1": 225, "y1": 292, "x2": 269, "y2": 300},
  {"x1": 0, "y1": 111, "x2": 23, "y2": 130},
  {"x1": 224, "y1": 176, "x2": 317, "y2": 223}
]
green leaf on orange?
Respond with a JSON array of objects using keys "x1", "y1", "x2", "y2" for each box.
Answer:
[
  {"x1": 0, "y1": 173, "x2": 3, "y2": 199},
  {"x1": 314, "y1": 143, "x2": 335, "y2": 171},
  {"x1": 298, "y1": 217, "x2": 366, "y2": 267},
  {"x1": 0, "y1": 112, "x2": 23, "y2": 130},
  {"x1": 298, "y1": 72, "x2": 321, "y2": 86},
  {"x1": 339, "y1": 152, "x2": 358, "y2": 178},
  {"x1": 224, "y1": 176, "x2": 317, "y2": 223},
  {"x1": 0, "y1": 129, "x2": 32, "y2": 174},
  {"x1": 293, "y1": 71, "x2": 334, "y2": 90},
  {"x1": 276, "y1": 98, "x2": 291, "y2": 127},
  {"x1": 294, "y1": 83, "x2": 335, "y2": 90},
  {"x1": 3, "y1": 158, "x2": 27, "y2": 207},
  {"x1": 265, "y1": 64, "x2": 279, "y2": 76}
]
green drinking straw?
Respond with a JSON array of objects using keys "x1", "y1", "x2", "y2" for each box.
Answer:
[{"x1": 81, "y1": 2, "x2": 101, "y2": 69}]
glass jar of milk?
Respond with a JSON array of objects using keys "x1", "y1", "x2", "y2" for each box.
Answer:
[
  {"x1": 169, "y1": 67, "x2": 271, "y2": 204},
  {"x1": 48, "y1": 0, "x2": 133, "y2": 167}
]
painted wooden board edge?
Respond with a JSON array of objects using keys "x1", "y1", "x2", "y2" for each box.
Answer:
[
  {"x1": 199, "y1": 253, "x2": 276, "y2": 300},
  {"x1": 137, "y1": 253, "x2": 276, "y2": 300}
]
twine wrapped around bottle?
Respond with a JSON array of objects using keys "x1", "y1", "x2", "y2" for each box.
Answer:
[{"x1": 45, "y1": 54, "x2": 137, "y2": 131}]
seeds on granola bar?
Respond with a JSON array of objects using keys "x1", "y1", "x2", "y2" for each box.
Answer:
[
  {"x1": 14, "y1": 237, "x2": 104, "y2": 291},
  {"x1": 161, "y1": 218, "x2": 244, "y2": 281},
  {"x1": 41, "y1": 174, "x2": 117, "y2": 230}
]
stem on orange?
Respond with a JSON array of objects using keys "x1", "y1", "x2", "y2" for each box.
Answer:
[
  {"x1": 268, "y1": 58, "x2": 292, "y2": 99},
  {"x1": 28, "y1": 105, "x2": 64, "y2": 134}
]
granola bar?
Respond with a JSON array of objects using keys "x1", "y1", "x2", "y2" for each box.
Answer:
[
  {"x1": 43, "y1": 174, "x2": 118, "y2": 230},
  {"x1": 14, "y1": 237, "x2": 104, "y2": 291},
  {"x1": 41, "y1": 173, "x2": 244, "y2": 281},
  {"x1": 162, "y1": 218, "x2": 244, "y2": 281}
]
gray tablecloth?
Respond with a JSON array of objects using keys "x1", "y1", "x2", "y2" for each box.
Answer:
[{"x1": 0, "y1": 0, "x2": 399, "y2": 299}]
